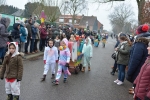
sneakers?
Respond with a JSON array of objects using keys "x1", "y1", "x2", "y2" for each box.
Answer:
[
  {"x1": 114, "y1": 79, "x2": 120, "y2": 83},
  {"x1": 117, "y1": 81, "x2": 123, "y2": 85},
  {"x1": 114, "y1": 79, "x2": 123, "y2": 85},
  {"x1": 52, "y1": 80, "x2": 59, "y2": 85}
]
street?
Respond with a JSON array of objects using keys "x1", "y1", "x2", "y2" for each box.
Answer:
[{"x1": 0, "y1": 38, "x2": 133, "y2": 100}]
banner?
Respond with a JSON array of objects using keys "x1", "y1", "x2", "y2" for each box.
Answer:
[
  {"x1": 72, "y1": 42, "x2": 77, "y2": 62},
  {"x1": 15, "y1": 17, "x2": 26, "y2": 23}
]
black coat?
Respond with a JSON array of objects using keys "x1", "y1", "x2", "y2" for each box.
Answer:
[{"x1": 11, "y1": 23, "x2": 20, "y2": 39}]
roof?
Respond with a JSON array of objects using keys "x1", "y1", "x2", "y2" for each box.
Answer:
[
  {"x1": 98, "y1": 20, "x2": 103, "y2": 29},
  {"x1": 59, "y1": 15, "x2": 82, "y2": 19},
  {"x1": 79, "y1": 16, "x2": 97, "y2": 26},
  {"x1": 12, "y1": 9, "x2": 24, "y2": 16}
]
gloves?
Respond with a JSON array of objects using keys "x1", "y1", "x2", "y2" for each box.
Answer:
[
  {"x1": 145, "y1": 96, "x2": 150, "y2": 100},
  {"x1": 44, "y1": 60, "x2": 46, "y2": 64},
  {"x1": 65, "y1": 63, "x2": 69, "y2": 68},
  {"x1": 1, "y1": 78, "x2": 3, "y2": 80},
  {"x1": 56, "y1": 60, "x2": 58, "y2": 63},
  {"x1": 17, "y1": 79, "x2": 21, "y2": 82}
]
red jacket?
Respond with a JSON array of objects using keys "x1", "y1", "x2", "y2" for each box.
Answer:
[
  {"x1": 40, "y1": 28, "x2": 47, "y2": 39},
  {"x1": 134, "y1": 56, "x2": 150, "y2": 100}
]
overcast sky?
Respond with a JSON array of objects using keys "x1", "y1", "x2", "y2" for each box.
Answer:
[{"x1": 7, "y1": 0, "x2": 138, "y2": 31}]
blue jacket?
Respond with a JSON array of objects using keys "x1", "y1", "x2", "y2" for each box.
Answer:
[
  {"x1": 31, "y1": 25, "x2": 37, "y2": 39},
  {"x1": 127, "y1": 37, "x2": 149, "y2": 83},
  {"x1": 20, "y1": 26, "x2": 27, "y2": 42}
]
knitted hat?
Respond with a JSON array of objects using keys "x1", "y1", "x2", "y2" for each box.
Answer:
[{"x1": 136, "y1": 24, "x2": 149, "y2": 34}]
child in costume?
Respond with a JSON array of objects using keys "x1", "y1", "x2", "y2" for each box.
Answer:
[
  {"x1": 82, "y1": 37, "x2": 93, "y2": 72},
  {"x1": 0, "y1": 42, "x2": 23, "y2": 100},
  {"x1": 94, "y1": 35, "x2": 99, "y2": 47},
  {"x1": 41, "y1": 39, "x2": 58, "y2": 81},
  {"x1": 53, "y1": 38, "x2": 71, "y2": 85}
]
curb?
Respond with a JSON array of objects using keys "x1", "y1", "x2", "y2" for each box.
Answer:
[{"x1": 24, "y1": 52, "x2": 44, "y2": 60}]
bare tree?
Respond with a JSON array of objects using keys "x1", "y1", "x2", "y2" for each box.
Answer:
[
  {"x1": 65, "y1": 0, "x2": 88, "y2": 24},
  {"x1": 141, "y1": 1, "x2": 150, "y2": 24},
  {"x1": 30, "y1": 0, "x2": 62, "y2": 22},
  {"x1": 94, "y1": 0, "x2": 146, "y2": 25},
  {"x1": 109, "y1": 3, "x2": 135, "y2": 34},
  {"x1": 0, "y1": 0, "x2": 6, "y2": 5}
]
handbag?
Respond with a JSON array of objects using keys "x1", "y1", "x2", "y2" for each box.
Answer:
[{"x1": 111, "y1": 52, "x2": 116, "y2": 60}]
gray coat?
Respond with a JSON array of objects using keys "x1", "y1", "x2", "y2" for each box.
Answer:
[
  {"x1": 0, "y1": 17, "x2": 10, "y2": 48},
  {"x1": 116, "y1": 41, "x2": 131, "y2": 66}
]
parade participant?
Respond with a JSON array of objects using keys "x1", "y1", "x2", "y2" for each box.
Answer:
[
  {"x1": 0, "y1": 42, "x2": 23, "y2": 100},
  {"x1": 102, "y1": 33, "x2": 107, "y2": 48},
  {"x1": 82, "y1": 37, "x2": 93, "y2": 72},
  {"x1": 114, "y1": 35, "x2": 132, "y2": 85},
  {"x1": 53, "y1": 38, "x2": 71, "y2": 85},
  {"x1": 94, "y1": 35, "x2": 99, "y2": 47},
  {"x1": 41, "y1": 39, "x2": 58, "y2": 81}
]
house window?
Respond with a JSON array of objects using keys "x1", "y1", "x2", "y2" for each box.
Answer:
[
  {"x1": 69, "y1": 19, "x2": 72, "y2": 23},
  {"x1": 59, "y1": 19, "x2": 64, "y2": 22},
  {"x1": 74, "y1": 20, "x2": 77, "y2": 23}
]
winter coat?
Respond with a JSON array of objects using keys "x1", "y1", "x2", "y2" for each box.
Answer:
[
  {"x1": 20, "y1": 25, "x2": 27, "y2": 42},
  {"x1": 127, "y1": 37, "x2": 149, "y2": 83},
  {"x1": 35, "y1": 28, "x2": 40, "y2": 40},
  {"x1": 11, "y1": 23, "x2": 20, "y2": 40},
  {"x1": 43, "y1": 46, "x2": 58, "y2": 63},
  {"x1": 26, "y1": 23, "x2": 32, "y2": 38},
  {"x1": 0, "y1": 17, "x2": 10, "y2": 48},
  {"x1": 0, "y1": 42, "x2": 23, "y2": 80},
  {"x1": 116, "y1": 41, "x2": 131, "y2": 66},
  {"x1": 134, "y1": 56, "x2": 150, "y2": 100},
  {"x1": 31, "y1": 25, "x2": 37, "y2": 39},
  {"x1": 40, "y1": 27, "x2": 47, "y2": 39},
  {"x1": 54, "y1": 39, "x2": 60, "y2": 48},
  {"x1": 82, "y1": 37, "x2": 93, "y2": 57}
]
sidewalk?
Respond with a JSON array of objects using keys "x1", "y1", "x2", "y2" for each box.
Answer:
[
  {"x1": 24, "y1": 52, "x2": 44, "y2": 60},
  {"x1": 0, "y1": 52, "x2": 44, "y2": 68}
]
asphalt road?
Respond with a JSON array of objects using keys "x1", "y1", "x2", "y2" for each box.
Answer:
[{"x1": 0, "y1": 38, "x2": 133, "y2": 100}]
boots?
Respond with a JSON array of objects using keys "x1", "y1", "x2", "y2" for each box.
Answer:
[
  {"x1": 41, "y1": 75, "x2": 46, "y2": 82},
  {"x1": 51, "y1": 74, "x2": 55, "y2": 79},
  {"x1": 63, "y1": 78, "x2": 67, "y2": 83},
  {"x1": 13, "y1": 96, "x2": 19, "y2": 100},
  {"x1": 88, "y1": 67, "x2": 91, "y2": 71},
  {"x1": 81, "y1": 67, "x2": 85, "y2": 72},
  {"x1": 7, "y1": 94, "x2": 13, "y2": 100}
]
